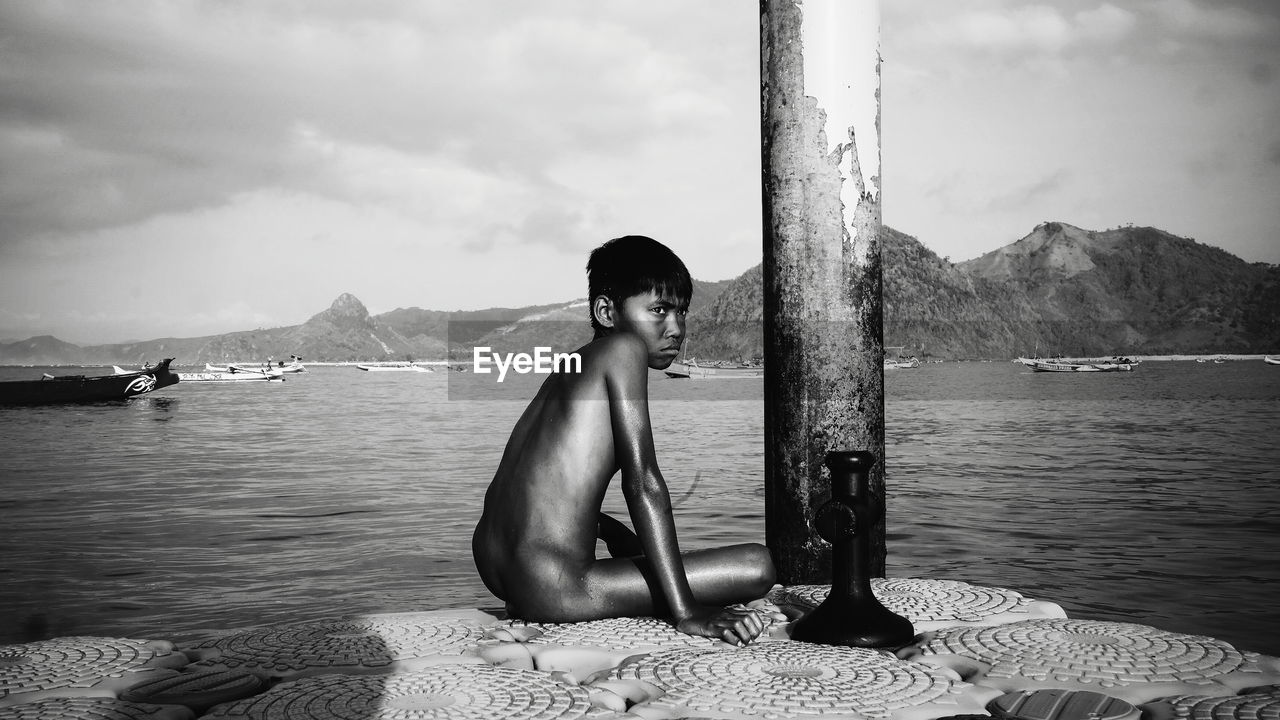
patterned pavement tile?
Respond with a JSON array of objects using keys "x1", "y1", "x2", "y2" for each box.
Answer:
[
  {"x1": 183, "y1": 609, "x2": 499, "y2": 679},
  {"x1": 0, "y1": 637, "x2": 189, "y2": 708},
  {"x1": 771, "y1": 579, "x2": 1067, "y2": 631},
  {"x1": 989, "y1": 688, "x2": 1140, "y2": 720},
  {"x1": 118, "y1": 668, "x2": 266, "y2": 713},
  {"x1": 512, "y1": 616, "x2": 725, "y2": 651},
  {"x1": 901, "y1": 619, "x2": 1280, "y2": 704},
  {"x1": 615, "y1": 639, "x2": 998, "y2": 719},
  {"x1": 1142, "y1": 687, "x2": 1280, "y2": 720},
  {"x1": 201, "y1": 663, "x2": 612, "y2": 720},
  {"x1": 0, "y1": 697, "x2": 194, "y2": 720}
]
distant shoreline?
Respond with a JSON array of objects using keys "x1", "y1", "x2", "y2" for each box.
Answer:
[
  {"x1": 1014, "y1": 354, "x2": 1273, "y2": 363},
  {"x1": 3, "y1": 354, "x2": 1275, "y2": 369}
]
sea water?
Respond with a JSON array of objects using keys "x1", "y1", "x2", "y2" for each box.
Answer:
[{"x1": 0, "y1": 361, "x2": 1277, "y2": 654}]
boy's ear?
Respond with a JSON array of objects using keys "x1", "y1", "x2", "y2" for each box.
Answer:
[{"x1": 592, "y1": 296, "x2": 616, "y2": 329}]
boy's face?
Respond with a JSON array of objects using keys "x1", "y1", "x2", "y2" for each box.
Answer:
[{"x1": 609, "y1": 290, "x2": 687, "y2": 369}]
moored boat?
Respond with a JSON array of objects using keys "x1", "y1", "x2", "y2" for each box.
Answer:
[
  {"x1": 204, "y1": 363, "x2": 284, "y2": 377},
  {"x1": 230, "y1": 362, "x2": 304, "y2": 374},
  {"x1": 1027, "y1": 359, "x2": 1095, "y2": 372},
  {"x1": 883, "y1": 346, "x2": 920, "y2": 370},
  {"x1": 230, "y1": 355, "x2": 306, "y2": 374},
  {"x1": 356, "y1": 363, "x2": 432, "y2": 372},
  {"x1": 1265, "y1": 356, "x2": 1280, "y2": 365},
  {"x1": 664, "y1": 359, "x2": 764, "y2": 379},
  {"x1": 1091, "y1": 356, "x2": 1139, "y2": 371},
  {"x1": 1026, "y1": 358, "x2": 1134, "y2": 373},
  {"x1": 0, "y1": 358, "x2": 179, "y2": 405},
  {"x1": 177, "y1": 370, "x2": 285, "y2": 382}
]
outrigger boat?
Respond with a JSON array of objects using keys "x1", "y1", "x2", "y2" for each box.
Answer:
[
  {"x1": 228, "y1": 355, "x2": 306, "y2": 373},
  {"x1": 883, "y1": 346, "x2": 920, "y2": 369},
  {"x1": 1026, "y1": 357, "x2": 1137, "y2": 373},
  {"x1": 204, "y1": 362, "x2": 298, "y2": 374},
  {"x1": 203, "y1": 363, "x2": 282, "y2": 375},
  {"x1": 1, "y1": 359, "x2": 179, "y2": 405},
  {"x1": 664, "y1": 358, "x2": 764, "y2": 379},
  {"x1": 178, "y1": 363, "x2": 284, "y2": 382},
  {"x1": 228, "y1": 362, "x2": 304, "y2": 374},
  {"x1": 356, "y1": 363, "x2": 432, "y2": 372},
  {"x1": 178, "y1": 370, "x2": 284, "y2": 382}
]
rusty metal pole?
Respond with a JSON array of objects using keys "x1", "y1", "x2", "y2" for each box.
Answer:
[{"x1": 761, "y1": 0, "x2": 886, "y2": 584}]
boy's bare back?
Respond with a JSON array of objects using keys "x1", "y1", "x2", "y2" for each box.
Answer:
[
  {"x1": 472, "y1": 239, "x2": 776, "y2": 645},
  {"x1": 472, "y1": 332, "x2": 643, "y2": 616}
]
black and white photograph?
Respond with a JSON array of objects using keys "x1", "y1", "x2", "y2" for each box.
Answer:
[{"x1": 2, "y1": 2, "x2": 1278, "y2": 718}]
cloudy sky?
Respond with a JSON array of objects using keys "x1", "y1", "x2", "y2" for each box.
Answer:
[{"x1": 1, "y1": 1, "x2": 1277, "y2": 344}]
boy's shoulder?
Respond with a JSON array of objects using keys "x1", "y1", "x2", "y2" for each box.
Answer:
[
  {"x1": 570, "y1": 334, "x2": 652, "y2": 388},
  {"x1": 581, "y1": 332, "x2": 649, "y2": 366}
]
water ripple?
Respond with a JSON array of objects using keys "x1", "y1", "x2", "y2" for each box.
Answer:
[{"x1": 1, "y1": 361, "x2": 1277, "y2": 654}]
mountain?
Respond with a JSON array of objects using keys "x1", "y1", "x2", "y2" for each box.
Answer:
[
  {"x1": 438, "y1": 276, "x2": 735, "y2": 361},
  {"x1": 958, "y1": 221, "x2": 1280, "y2": 356},
  {"x1": 0, "y1": 336, "x2": 91, "y2": 366},
  {"x1": 2, "y1": 222, "x2": 1275, "y2": 365},
  {"x1": 671, "y1": 222, "x2": 1280, "y2": 360}
]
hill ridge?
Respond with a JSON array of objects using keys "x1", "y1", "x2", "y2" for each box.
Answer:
[{"x1": 3, "y1": 223, "x2": 1276, "y2": 364}]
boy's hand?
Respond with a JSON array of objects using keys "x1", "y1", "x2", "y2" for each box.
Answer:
[{"x1": 676, "y1": 605, "x2": 767, "y2": 646}]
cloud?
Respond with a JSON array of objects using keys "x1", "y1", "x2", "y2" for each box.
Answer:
[
  {"x1": 985, "y1": 169, "x2": 1074, "y2": 212},
  {"x1": 953, "y1": 7, "x2": 1073, "y2": 53},
  {"x1": 889, "y1": 3, "x2": 1136, "y2": 57},
  {"x1": 1075, "y1": 4, "x2": 1139, "y2": 44},
  {"x1": 0, "y1": 1, "x2": 746, "y2": 252},
  {"x1": 1150, "y1": 0, "x2": 1274, "y2": 40}
]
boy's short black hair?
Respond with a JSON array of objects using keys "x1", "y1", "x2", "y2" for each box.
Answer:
[{"x1": 587, "y1": 235, "x2": 692, "y2": 336}]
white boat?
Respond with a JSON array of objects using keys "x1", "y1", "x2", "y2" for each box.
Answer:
[
  {"x1": 205, "y1": 363, "x2": 283, "y2": 377},
  {"x1": 1265, "y1": 356, "x2": 1280, "y2": 365},
  {"x1": 883, "y1": 346, "x2": 920, "y2": 369},
  {"x1": 1026, "y1": 359, "x2": 1134, "y2": 373},
  {"x1": 177, "y1": 371, "x2": 285, "y2": 382},
  {"x1": 230, "y1": 362, "x2": 305, "y2": 374},
  {"x1": 234, "y1": 356, "x2": 306, "y2": 374},
  {"x1": 356, "y1": 363, "x2": 433, "y2": 372},
  {"x1": 664, "y1": 359, "x2": 763, "y2": 379},
  {"x1": 1027, "y1": 359, "x2": 1095, "y2": 372}
]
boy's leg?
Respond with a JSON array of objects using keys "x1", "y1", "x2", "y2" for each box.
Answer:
[
  {"x1": 581, "y1": 542, "x2": 776, "y2": 617},
  {"x1": 679, "y1": 543, "x2": 777, "y2": 605},
  {"x1": 598, "y1": 512, "x2": 643, "y2": 558}
]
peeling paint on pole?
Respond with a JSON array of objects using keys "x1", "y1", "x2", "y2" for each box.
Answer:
[
  {"x1": 800, "y1": 0, "x2": 881, "y2": 206},
  {"x1": 761, "y1": 0, "x2": 886, "y2": 584}
]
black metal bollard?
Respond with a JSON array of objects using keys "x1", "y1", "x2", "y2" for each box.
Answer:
[{"x1": 790, "y1": 450, "x2": 915, "y2": 648}]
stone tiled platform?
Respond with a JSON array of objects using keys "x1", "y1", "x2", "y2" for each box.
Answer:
[{"x1": 3, "y1": 578, "x2": 1279, "y2": 720}]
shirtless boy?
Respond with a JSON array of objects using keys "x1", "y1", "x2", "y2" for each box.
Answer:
[{"x1": 473, "y1": 235, "x2": 777, "y2": 645}]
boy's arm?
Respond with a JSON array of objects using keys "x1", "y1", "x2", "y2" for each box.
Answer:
[
  {"x1": 605, "y1": 337, "x2": 762, "y2": 644},
  {"x1": 605, "y1": 337, "x2": 698, "y2": 619}
]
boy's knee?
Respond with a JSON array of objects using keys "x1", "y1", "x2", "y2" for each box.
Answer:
[{"x1": 743, "y1": 543, "x2": 777, "y2": 593}]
